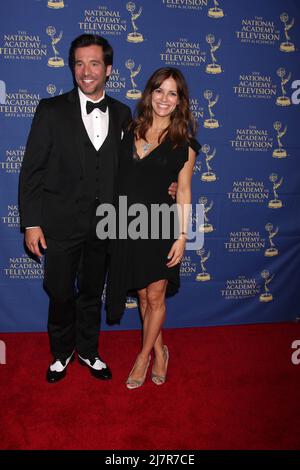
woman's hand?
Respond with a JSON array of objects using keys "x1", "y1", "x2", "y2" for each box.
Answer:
[
  {"x1": 168, "y1": 181, "x2": 178, "y2": 200},
  {"x1": 166, "y1": 238, "x2": 186, "y2": 268}
]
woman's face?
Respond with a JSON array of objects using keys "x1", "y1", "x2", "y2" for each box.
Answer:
[{"x1": 151, "y1": 77, "x2": 179, "y2": 119}]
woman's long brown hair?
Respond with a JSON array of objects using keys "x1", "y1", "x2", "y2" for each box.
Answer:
[{"x1": 132, "y1": 67, "x2": 197, "y2": 147}]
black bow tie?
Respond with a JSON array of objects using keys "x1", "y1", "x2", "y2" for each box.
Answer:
[{"x1": 86, "y1": 98, "x2": 108, "y2": 114}]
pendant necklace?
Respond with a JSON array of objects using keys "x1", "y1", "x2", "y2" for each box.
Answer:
[{"x1": 142, "y1": 141, "x2": 152, "y2": 155}]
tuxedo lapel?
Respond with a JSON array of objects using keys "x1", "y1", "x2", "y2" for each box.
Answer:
[
  {"x1": 66, "y1": 89, "x2": 86, "y2": 171},
  {"x1": 106, "y1": 96, "x2": 120, "y2": 170}
]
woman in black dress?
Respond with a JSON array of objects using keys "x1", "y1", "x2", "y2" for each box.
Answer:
[{"x1": 106, "y1": 67, "x2": 200, "y2": 388}]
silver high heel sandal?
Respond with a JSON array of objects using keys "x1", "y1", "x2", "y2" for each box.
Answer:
[
  {"x1": 126, "y1": 355, "x2": 151, "y2": 390},
  {"x1": 152, "y1": 345, "x2": 169, "y2": 385}
]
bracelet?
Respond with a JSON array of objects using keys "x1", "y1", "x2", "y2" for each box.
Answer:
[{"x1": 179, "y1": 232, "x2": 187, "y2": 239}]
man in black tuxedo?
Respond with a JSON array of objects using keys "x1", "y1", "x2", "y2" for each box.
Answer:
[{"x1": 19, "y1": 34, "x2": 132, "y2": 383}]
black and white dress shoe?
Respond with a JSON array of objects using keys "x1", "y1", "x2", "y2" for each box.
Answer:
[
  {"x1": 78, "y1": 354, "x2": 112, "y2": 380},
  {"x1": 46, "y1": 351, "x2": 75, "y2": 383}
]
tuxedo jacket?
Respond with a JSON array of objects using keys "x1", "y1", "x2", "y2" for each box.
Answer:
[{"x1": 19, "y1": 89, "x2": 131, "y2": 239}]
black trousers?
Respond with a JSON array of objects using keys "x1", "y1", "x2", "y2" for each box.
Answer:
[{"x1": 43, "y1": 203, "x2": 109, "y2": 359}]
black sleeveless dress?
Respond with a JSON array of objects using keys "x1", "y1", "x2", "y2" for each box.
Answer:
[{"x1": 106, "y1": 130, "x2": 200, "y2": 323}]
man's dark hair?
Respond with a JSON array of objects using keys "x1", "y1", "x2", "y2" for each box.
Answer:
[{"x1": 68, "y1": 34, "x2": 113, "y2": 71}]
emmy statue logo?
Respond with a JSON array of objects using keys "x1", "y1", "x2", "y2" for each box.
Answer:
[
  {"x1": 47, "y1": 84, "x2": 63, "y2": 97},
  {"x1": 280, "y1": 13, "x2": 295, "y2": 53},
  {"x1": 47, "y1": 26, "x2": 64, "y2": 68},
  {"x1": 264, "y1": 223, "x2": 279, "y2": 257},
  {"x1": 47, "y1": 0, "x2": 64, "y2": 9},
  {"x1": 268, "y1": 173, "x2": 283, "y2": 209},
  {"x1": 208, "y1": 0, "x2": 224, "y2": 19},
  {"x1": 125, "y1": 59, "x2": 142, "y2": 99},
  {"x1": 198, "y1": 197, "x2": 214, "y2": 233},
  {"x1": 273, "y1": 121, "x2": 287, "y2": 159},
  {"x1": 126, "y1": 2, "x2": 144, "y2": 43},
  {"x1": 276, "y1": 68, "x2": 291, "y2": 106},
  {"x1": 126, "y1": 296, "x2": 138, "y2": 309},
  {"x1": 206, "y1": 34, "x2": 222, "y2": 74},
  {"x1": 204, "y1": 90, "x2": 219, "y2": 128},
  {"x1": 196, "y1": 248, "x2": 211, "y2": 281},
  {"x1": 201, "y1": 144, "x2": 216, "y2": 182},
  {"x1": 259, "y1": 270, "x2": 274, "y2": 302}
]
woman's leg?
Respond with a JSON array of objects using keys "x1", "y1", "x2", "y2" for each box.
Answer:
[
  {"x1": 138, "y1": 287, "x2": 164, "y2": 355},
  {"x1": 127, "y1": 279, "x2": 167, "y2": 382}
]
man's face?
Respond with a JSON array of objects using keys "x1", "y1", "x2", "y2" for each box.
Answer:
[{"x1": 74, "y1": 45, "x2": 112, "y2": 100}]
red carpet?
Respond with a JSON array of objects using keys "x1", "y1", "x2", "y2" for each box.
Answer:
[{"x1": 0, "y1": 323, "x2": 299, "y2": 450}]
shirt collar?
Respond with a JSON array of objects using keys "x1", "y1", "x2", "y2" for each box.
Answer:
[{"x1": 78, "y1": 88, "x2": 106, "y2": 116}]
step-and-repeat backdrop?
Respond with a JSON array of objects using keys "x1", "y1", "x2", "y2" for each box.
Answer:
[{"x1": 1, "y1": 0, "x2": 300, "y2": 331}]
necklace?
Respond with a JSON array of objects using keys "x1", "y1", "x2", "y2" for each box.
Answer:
[
  {"x1": 142, "y1": 141, "x2": 152, "y2": 154},
  {"x1": 141, "y1": 128, "x2": 166, "y2": 156}
]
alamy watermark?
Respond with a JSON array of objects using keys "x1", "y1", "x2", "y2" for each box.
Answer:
[
  {"x1": 0, "y1": 340, "x2": 6, "y2": 364},
  {"x1": 291, "y1": 339, "x2": 300, "y2": 365},
  {"x1": 291, "y1": 80, "x2": 300, "y2": 104},
  {"x1": 0, "y1": 80, "x2": 6, "y2": 104},
  {"x1": 96, "y1": 197, "x2": 204, "y2": 250}
]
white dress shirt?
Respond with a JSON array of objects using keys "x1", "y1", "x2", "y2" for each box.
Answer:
[{"x1": 78, "y1": 87, "x2": 109, "y2": 151}]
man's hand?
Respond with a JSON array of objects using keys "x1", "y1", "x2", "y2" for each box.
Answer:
[
  {"x1": 168, "y1": 181, "x2": 178, "y2": 200},
  {"x1": 25, "y1": 227, "x2": 47, "y2": 258}
]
